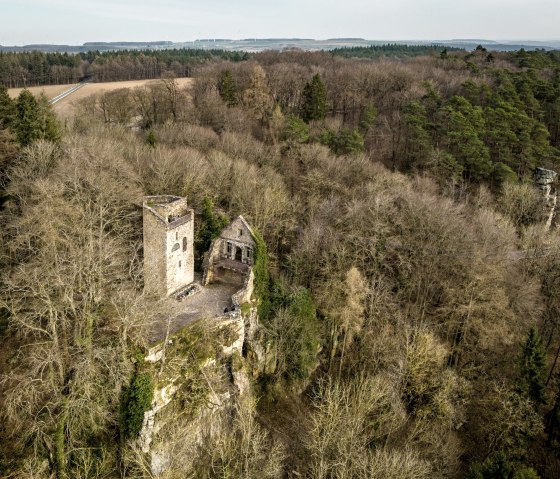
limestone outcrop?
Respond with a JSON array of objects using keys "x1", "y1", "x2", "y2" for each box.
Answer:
[{"x1": 535, "y1": 167, "x2": 558, "y2": 230}]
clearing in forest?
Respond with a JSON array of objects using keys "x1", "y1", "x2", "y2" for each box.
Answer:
[{"x1": 8, "y1": 77, "x2": 194, "y2": 115}]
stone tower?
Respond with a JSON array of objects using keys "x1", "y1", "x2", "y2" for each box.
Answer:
[{"x1": 143, "y1": 196, "x2": 194, "y2": 297}]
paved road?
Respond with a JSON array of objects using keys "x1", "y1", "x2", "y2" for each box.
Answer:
[{"x1": 50, "y1": 81, "x2": 88, "y2": 105}]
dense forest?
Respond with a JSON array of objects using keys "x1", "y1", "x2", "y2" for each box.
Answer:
[
  {"x1": 1, "y1": 46, "x2": 560, "y2": 478},
  {"x1": 330, "y1": 43, "x2": 462, "y2": 59},
  {"x1": 0, "y1": 48, "x2": 250, "y2": 88},
  {"x1": 1, "y1": 44, "x2": 460, "y2": 88}
]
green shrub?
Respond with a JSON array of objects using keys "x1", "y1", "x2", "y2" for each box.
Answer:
[
  {"x1": 265, "y1": 281, "x2": 321, "y2": 384},
  {"x1": 466, "y1": 451, "x2": 539, "y2": 479},
  {"x1": 283, "y1": 115, "x2": 309, "y2": 143},
  {"x1": 194, "y1": 197, "x2": 229, "y2": 270},
  {"x1": 253, "y1": 228, "x2": 271, "y2": 319},
  {"x1": 240, "y1": 302, "x2": 251, "y2": 316},
  {"x1": 319, "y1": 128, "x2": 365, "y2": 156},
  {"x1": 120, "y1": 371, "x2": 154, "y2": 440}
]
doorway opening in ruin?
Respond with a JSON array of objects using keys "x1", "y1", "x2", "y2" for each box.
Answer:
[{"x1": 235, "y1": 246, "x2": 243, "y2": 262}]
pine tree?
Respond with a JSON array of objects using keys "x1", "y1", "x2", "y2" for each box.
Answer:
[
  {"x1": 14, "y1": 90, "x2": 61, "y2": 146},
  {"x1": 0, "y1": 84, "x2": 16, "y2": 129},
  {"x1": 359, "y1": 101, "x2": 377, "y2": 133},
  {"x1": 403, "y1": 101, "x2": 432, "y2": 169},
  {"x1": 519, "y1": 325, "x2": 547, "y2": 405},
  {"x1": 36, "y1": 93, "x2": 61, "y2": 143},
  {"x1": 14, "y1": 90, "x2": 41, "y2": 146},
  {"x1": 218, "y1": 69, "x2": 238, "y2": 107},
  {"x1": 301, "y1": 73, "x2": 327, "y2": 123},
  {"x1": 439, "y1": 96, "x2": 492, "y2": 181}
]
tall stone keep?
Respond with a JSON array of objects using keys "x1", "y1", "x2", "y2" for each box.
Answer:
[{"x1": 143, "y1": 196, "x2": 195, "y2": 297}]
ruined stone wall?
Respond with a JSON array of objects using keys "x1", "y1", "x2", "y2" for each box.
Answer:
[
  {"x1": 202, "y1": 238, "x2": 221, "y2": 286},
  {"x1": 232, "y1": 269, "x2": 255, "y2": 308}
]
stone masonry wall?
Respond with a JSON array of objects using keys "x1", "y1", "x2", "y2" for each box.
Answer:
[
  {"x1": 232, "y1": 269, "x2": 255, "y2": 308},
  {"x1": 219, "y1": 216, "x2": 256, "y2": 248},
  {"x1": 165, "y1": 214, "x2": 194, "y2": 295},
  {"x1": 143, "y1": 206, "x2": 167, "y2": 297}
]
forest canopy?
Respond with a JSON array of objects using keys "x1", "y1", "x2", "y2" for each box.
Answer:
[{"x1": 1, "y1": 46, "x2": 560, "y2": 478}]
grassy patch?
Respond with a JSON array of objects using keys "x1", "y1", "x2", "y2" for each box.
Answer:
[{"x1": 240, "y1": 302, "x2": 251, "y2": 316}]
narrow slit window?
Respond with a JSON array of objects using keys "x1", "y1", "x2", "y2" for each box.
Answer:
[{"x1": 183, "y1": 237, "x2": 187, "y2": 252}]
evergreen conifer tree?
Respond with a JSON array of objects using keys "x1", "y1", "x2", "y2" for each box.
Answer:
[
  {"x1": 36, "y1": 93, "x2": 61, "y2": 143},
  {"x1": 218, "y1": 69, "x2": 238, "y2": 107},
  {"x1": 301, "y1": 73, "x2": 327, "y2": 123},
  {"x1": 0, "y1": 84, "x2": 16, "y2": 129},
  {"x1": 519, "y1": 325, "x2": 547, "y2": 405},
  {"x1": 359, "y1": 101, "x2": 377, "y2": 133},
  {"x1": 14, "y1": 90, "x2": 41, "y2": 146},
  {"x1": 14, "y1": 90, "x2": 61, "y2": 146}
]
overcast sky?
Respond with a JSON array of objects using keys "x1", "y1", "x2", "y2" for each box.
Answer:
[{"x1": 1, "y1": 0, "x2": 559, "y2": 45}]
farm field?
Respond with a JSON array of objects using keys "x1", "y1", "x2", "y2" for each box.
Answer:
[{"x1": 8, "y1": 77, "x2": 193, "y2": 115}]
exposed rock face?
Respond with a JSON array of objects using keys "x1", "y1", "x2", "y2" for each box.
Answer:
[
  {"x1": 535, "y1": 167, "x2": 558, "y2": 230},
  {"x1": 138, "y1": 382, "x2": 179, "y2": 453},
  {"x1": 138, "y1": 304, "x2": 261, "y2": 476}
]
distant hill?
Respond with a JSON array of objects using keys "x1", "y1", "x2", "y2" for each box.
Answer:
[{"x1": 1, "y1": 38, "x2": 559, "y2": 54}]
